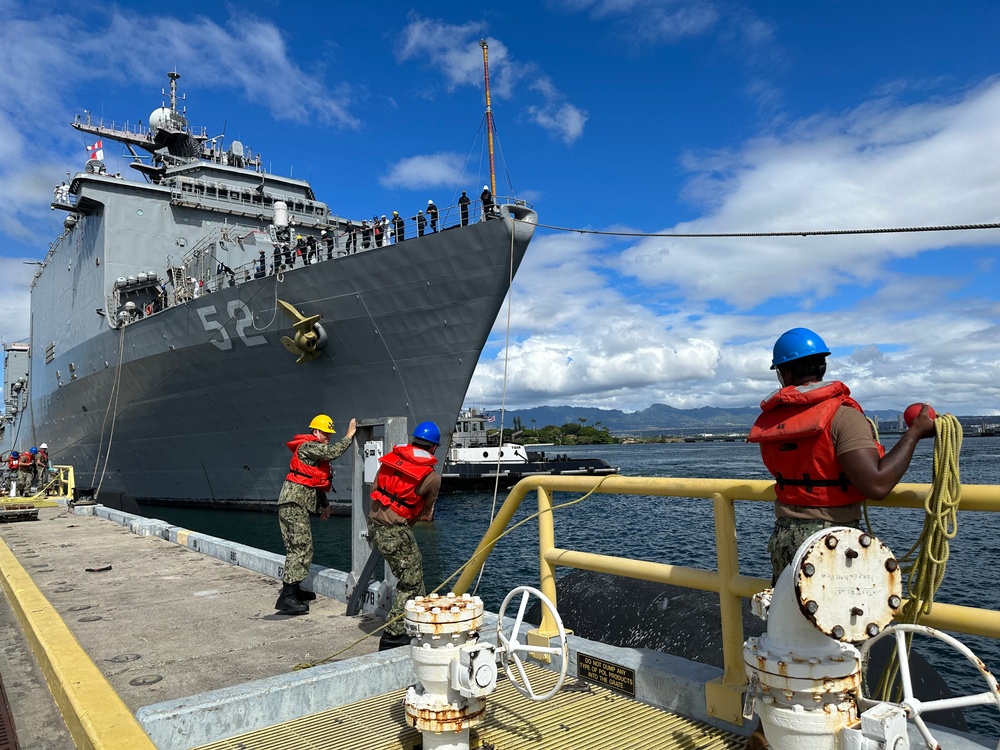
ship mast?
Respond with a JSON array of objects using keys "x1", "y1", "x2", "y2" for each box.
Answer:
[
  {"x1": 169, "y1": 71, "x2": 179, "y2": 110},
  {"x1": 480, "y1": 39, "x2": 497, "y2": 196}
]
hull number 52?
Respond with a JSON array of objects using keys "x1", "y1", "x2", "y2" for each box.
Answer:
[{"x1": 197, "y1": 302, "x2": 268, "y2": 351}]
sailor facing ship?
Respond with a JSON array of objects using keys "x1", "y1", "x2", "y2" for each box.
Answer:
[
  {"x1": 275, "y1": 414, "x2": 358, "y2": 616},
  {"x1": 16, "y1": 448, "x2": 35, "y2": 496},
  {"x1": 367, "y1": 421, "x2": 442, "y2": 650},
  {"x1": 748, "y1": 327, "x2": 937, "y2": 584}
]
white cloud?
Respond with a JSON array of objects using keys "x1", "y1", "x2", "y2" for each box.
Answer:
[
  {"x1": 102, "y1": 14, "x2": 358, "y2": 127},
  {"x1": 0, "y1": 7, "x2": 356, "y2": 130},
  {"x1": 552, "y1": 0, "x2": 772, "y2": 47},
  {"x1": 380, "y1": 152, "x2": 468, "y2": 189},
  {"x1": 397, "y1": 14, "x2": 588, "y2": 143},
  {"x1": 526, "y1": 101, "x2": 589, "y2": 145},
  {"x1": 620, "y1": 79, "x2": 1000, "y2": 308},
  {"x1": 467, "y1": 81, "x2": 1000, "y2": 414},
  {"x1": 398, "y1": 16, "x2": 497, "y2": 92},
  {"x1": 636, "y1": 2, "x2": 720, "y2": 42},
  {"x1": 0, "y1": 257, "x2": 36, "y2": 343}
]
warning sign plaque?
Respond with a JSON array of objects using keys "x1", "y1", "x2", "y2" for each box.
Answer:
[{"x1": 576, "y1": 652, "x2": 636, "y2": 697}]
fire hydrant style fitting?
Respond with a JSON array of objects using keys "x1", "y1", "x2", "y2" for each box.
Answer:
[
  {"x1": 403, "y1": 592, "x2": 495, "y2": 750},
  {"x1": 743, "y1": 527, "x2": 902, "y2": 750}
]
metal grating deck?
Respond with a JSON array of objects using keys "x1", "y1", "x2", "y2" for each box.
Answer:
[
  {"x1": 0, "y1": 669, "x2": 20, "y2": 750},
  {"x1": 194, "y1": 664, "x2": 744, "y2": 750}
]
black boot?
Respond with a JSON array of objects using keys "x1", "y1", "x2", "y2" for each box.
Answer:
[
  {"x1": 378, "y1": 631, "x2": 411, "y2": 651},
  {"x1": 275, "y1": 583, "x2": 309, "y2": 615},
  {"x1": 294, "y1": 583, "x2": 316, "y2": 602}
]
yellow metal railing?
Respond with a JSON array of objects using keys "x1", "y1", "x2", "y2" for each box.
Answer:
[
  {"x1": 452, "y1": 475, "x2": 1000, "y2": 727},
  {"x1": 2, "y1": 464, "x2": 74, "y2": 504},
  {"x1": 54, "y1": 464, "x2": 75, "y2": 499}
]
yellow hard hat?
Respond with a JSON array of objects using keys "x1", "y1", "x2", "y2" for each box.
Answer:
[{"x1": 308, "y1": 414, "x2": 336, "y2": 433}]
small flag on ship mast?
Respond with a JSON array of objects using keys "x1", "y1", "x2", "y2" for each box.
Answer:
[{"x1": 87, "y1": 139, "x2": 104, "y2": 161}]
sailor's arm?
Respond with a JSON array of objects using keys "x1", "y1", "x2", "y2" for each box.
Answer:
[
  {"x1": 411, "y1": 472, "x2": 442, "y2": 524},
  {"x1": 299, "y1": 419, "x2": 358, "y2": 462},
  {"x1": 839, "y1": 406, "x2": 936, "y2": 500}
]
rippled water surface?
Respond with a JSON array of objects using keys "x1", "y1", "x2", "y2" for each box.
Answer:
[{"x1": 143, "y1": 436, "x2": 1000, "y2": 738}]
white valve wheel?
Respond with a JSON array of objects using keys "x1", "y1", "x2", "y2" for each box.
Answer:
[
  {"x1": 859, "y1": 623, "x2": 1000, "y2": 750},
  {"x1": 497, "y1": 585, "x2": 568, "y2": 701}
]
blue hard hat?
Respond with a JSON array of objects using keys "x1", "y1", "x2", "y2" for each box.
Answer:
[
  {"x1": 29, "y1": 447, "x2": 38, "y2": 455},
  {"x1": 771, "y1": 327, "x2": 831, "y2": 369},
  {"x1": 412, "y1": 421, "x2": 441, "y2": 445},
  {"x1": 10, "y1": 451, "x2": 18, "y2": 458}
]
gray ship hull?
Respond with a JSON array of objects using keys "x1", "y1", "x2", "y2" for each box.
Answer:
[
  {"x1": 2, "y1": 73, "x2": 536, "y2": 507},
  {"x1": 13, "y1": 212, "x2": 533, "y2": 508}
]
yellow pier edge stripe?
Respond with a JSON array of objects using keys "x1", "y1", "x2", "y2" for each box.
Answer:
[{"x1": 0, "y1": 538, "x2": 157, "y2": 750}]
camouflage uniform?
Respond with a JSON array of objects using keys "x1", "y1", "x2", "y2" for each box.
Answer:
[
  {"x1": 35, "y1": 451, "x2": 49, "y2": 492},
  {"x1": 278, "y1": 436, "x2": 352, "y2": 584},
  {"x1": 767, "y1": 517, "x2": 862, "y2": 584},
  {"x1": 16, "y1": 466, "x2": 33, "y2": 496},
  {"x1": 366, "y1": 522, "x2": 426, "y2": 636},
  {"x1": 368, "y1": 455, "x2": 441, "y2": 638}
]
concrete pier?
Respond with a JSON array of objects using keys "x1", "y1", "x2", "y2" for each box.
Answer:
[{"x1": 0, "y1": 504, "x2": 382, "y2": 748}]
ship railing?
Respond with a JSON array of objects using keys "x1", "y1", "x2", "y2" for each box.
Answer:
[
  {"x1": 157, "y1": 193, "x2": 534, "y2": 303},
  {"x1": 452, "y1": 475, "x2": 1000, "y2": 727},
  {"x1": 73, "y1": 113, "x2": 155, "y2": 140},
  {"x1": 168, "y1": 183, "x2": 331, "y2": 222},
  {"x1": 352, "y1": 195, "x2": 533, "y2": 242},
  {"x1": 75, "y1": 112, "x2": 209, "y2": 141}
]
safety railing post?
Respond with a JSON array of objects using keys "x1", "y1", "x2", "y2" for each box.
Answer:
[
  {"x1": 537, "y1": 486, "x2": 557, "y2": 624},
  {"x1": 705, "y1": 491, "x2": 747, "y2": 725},
  {"x1": 528, "y1": 484, "x2": 566, "y2": 661}
]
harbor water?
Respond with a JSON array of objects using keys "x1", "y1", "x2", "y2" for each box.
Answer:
[{"x1": 140, "y1": 436, "x2": 1000, "y2": 737}]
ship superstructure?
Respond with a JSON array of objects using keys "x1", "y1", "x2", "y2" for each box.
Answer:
[{"x1": 1, "y1": 72, "x2": 536, "y2": 507}]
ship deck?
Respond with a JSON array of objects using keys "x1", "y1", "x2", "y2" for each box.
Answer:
[
  {"x1": 0, "y1": 503, "x2": 745, "y2": 749},
  {"x1": 192, "y1": 665, "x2": 743, "y2": 750}
]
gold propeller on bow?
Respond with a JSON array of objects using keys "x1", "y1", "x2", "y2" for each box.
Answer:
[{"x1": 277, "y1": 299, "x2": 326, "y2": 364}]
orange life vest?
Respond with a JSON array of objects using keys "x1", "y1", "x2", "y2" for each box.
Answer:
[
  {"x1": 6, "y1": 456, "x2": 17, "y2": 472},
  {"x1": 18, "y1": 453, "x2": 33, "y2": 470},
  {"x1": 284, "y1": 434, "x2": 332, "y2": 491},
  {"x1": 370, "y1": 445, "x2": 437, "y2": 520},
  {"x1": 747, "y1": 381, "x2": 885, "y2": 507}
]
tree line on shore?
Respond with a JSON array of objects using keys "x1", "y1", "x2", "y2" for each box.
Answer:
[{"x1": 494, "y1": 416, "x2": 619, "y2": 446}]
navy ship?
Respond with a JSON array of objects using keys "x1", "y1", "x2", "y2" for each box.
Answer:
[{"x1": 0, "y1": 71, "x2": 536, "y2": 509}]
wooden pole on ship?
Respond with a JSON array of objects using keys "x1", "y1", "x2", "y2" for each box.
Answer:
[{"x1": 480, "y1": 39, "x2": 497, "y2": 197}]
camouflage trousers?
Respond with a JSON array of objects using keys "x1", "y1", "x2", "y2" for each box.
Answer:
[
  {"x1": 368, "y1": 522, "x2": 425, "y2": 636},
  {"x1": 16, "y1": 469, "x2": 33, "y2": 497},
  {"x1": 278, "y1": 503, "x2": 314, "y2": 584},
  {"x1": 767, "y1": 517, "x2": 862, "y2": 584}
]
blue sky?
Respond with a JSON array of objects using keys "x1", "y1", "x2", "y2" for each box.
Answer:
[{"x1": 2, "y1": 0, "x2": 999, "y2": 415}]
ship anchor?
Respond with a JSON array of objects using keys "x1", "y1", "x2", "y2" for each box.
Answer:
[{"x1": 277, "y1": 299, "x2": 328, "y2": 364}]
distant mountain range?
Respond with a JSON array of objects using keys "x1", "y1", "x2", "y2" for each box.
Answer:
[{"x1": 488, "y1": 403, "x2": 973, "y2": 435}]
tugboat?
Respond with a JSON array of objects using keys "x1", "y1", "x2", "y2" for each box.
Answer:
[{"x1": 441, "y1": 408, "x2": 619, "y2": 491}]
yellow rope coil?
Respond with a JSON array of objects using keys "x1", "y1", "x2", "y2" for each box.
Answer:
[{"x1": 874, "y1": 413, "x2": 962, "y2": 701}]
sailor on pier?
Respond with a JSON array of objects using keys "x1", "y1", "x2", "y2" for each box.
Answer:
[{"x1": 275, "y1": 415, "x2": 357, "y2": 615}]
